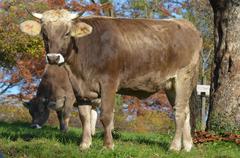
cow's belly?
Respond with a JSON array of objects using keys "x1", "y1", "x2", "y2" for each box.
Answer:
[{"x1": 118, "y1": 72, "x2": 175, "y2": 99}]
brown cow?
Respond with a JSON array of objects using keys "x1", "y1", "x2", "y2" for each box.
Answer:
[
  {"x1": 24, "y1": 64, "x2": 98, "y2": 136},
  {"x1": 20, "y1": 9, "x2": 202, "y2": 152}
]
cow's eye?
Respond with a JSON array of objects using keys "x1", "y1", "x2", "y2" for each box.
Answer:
[{"x1": 65, "y1": 32, "x2": 70, "y2": 37}]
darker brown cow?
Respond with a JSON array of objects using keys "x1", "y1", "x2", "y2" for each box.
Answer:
[
  {"x1": 20, "y1": 9, "x2": 202, "y2": 151},
  {"x1": 24, "y1": 64, "x2": 75, "y2": 132},
  {"x1": 24, "y1": 64, "x2": 98, "y2": 135}
]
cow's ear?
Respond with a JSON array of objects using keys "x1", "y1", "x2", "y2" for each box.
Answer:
[
  {"x1": 20, "y1": 20, "x2": 41, "y2": 36},
  {"x1": 71, "y1": 22, "x2": 93, "y2": 38}
]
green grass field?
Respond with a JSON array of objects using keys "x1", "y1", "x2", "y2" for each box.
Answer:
[{"x1": 0, "y1": 121, "x2": 239, "y2": 158}]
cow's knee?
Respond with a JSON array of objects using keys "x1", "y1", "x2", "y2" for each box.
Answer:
[{"x1": 100, "y1": 111, "x2": 113, "y2": 127}]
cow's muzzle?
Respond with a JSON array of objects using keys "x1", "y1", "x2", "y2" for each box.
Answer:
[
  {"x1": 46, "y1": 53, "x2": 65, "y2": 65},
  {"x1": 31, "y1": 124, "x2": 42, "y2": 129}
]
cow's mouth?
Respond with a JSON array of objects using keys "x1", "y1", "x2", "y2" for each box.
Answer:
[{"x1": 31, "y1": 124, "x2": 42, "y2": 129}]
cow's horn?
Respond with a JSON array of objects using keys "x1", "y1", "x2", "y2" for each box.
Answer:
[
  {"x1": 70, "y1": 10, "x2": 85, "y2": 20},
  {"x1": 26, "y1": 8, "x2": 43, "y2": 19},
  {"x1": 32, "y1": 12, "x2": 43, "y2": 19},
  {"x1": 70, "y1": 13, "x2": 80, "y2": 20}
]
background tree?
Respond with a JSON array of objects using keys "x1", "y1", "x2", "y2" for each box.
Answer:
[
  {"x1": 115, "y1": 0, "x2": 188, "y2": 18},
  {"x1": 0, "y1": 0, "x2": 47, "y2": 98},
  {"x1": 207, "y1": 0, "x2": 240, "y2": 131}
]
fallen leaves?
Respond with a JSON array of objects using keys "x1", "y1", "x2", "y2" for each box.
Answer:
[{"x1": 193, "y1": 131, "x2": 240, "y2": 145}]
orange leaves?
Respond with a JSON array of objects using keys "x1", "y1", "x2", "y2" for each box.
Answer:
[
  {"x1": 17, "y1": 60, "x2": 32, "y2": 83},
  {"x1": 193, "y1": 131, "x2": 220, "y2": 143},
  {"x1": 221, "y1": 132, "x2": 240, "y2": 145},
  {"x1": 193, "y1": 131, "x2": 240, "y2": 145},
  {"x1": 85, "y1": 3, "x2": 102, "y2": 15},
  {"x1": 158, "y1": 3, "x2": 171, "y2": 17},
  {"x1": 69, "y1": 0, "x2": 86, "y2": 12},
  {"x1": 15, "y1": 57, "x2": 45, "y2": 99},
  {"x1": 47, "y1": 0, "x2": 66, "y2": 9},
  {"x1": 45, "y1": 0, "x2": 113, "y2": 15},
  {"x1": 69, "y1": 0, "x2": 113, "y2": 15},
  {"x1": 16, "y1": 57, "x2": 45, "y2": 83},
  {"x1": 123, "y1": 91, "x2": 172, "y2": 117}
]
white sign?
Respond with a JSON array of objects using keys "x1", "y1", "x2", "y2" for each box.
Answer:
[{"x1": 197, "y1": 85, "x2": 210, "y2": 96}]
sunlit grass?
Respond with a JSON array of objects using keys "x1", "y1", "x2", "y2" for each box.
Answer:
[{"x1": 0, "y1": 121, "x2": 239, "y2": 158}]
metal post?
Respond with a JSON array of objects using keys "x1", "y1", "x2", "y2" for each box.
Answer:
[{"x1": 201, "y1": 74, "x2": 207, "y2": 130}]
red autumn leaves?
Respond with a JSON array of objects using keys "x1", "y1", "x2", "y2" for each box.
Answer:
[{"x1": 193, "y1": 131, "x2": 240, "y2": 145}]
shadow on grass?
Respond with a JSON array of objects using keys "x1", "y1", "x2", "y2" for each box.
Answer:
[
  {"x1": 0, "y1": 121, "x2": 170, "y2": 151},
  {"x1": 0, "y1": 121, "x2": 81, "y2": 145}
]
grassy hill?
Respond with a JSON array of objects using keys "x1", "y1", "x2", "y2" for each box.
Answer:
[{"x1": 0, "y1": 121, "x2": 239, "y2": 158}]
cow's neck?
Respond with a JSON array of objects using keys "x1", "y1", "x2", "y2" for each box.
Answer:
[{"x1": 66, "y1": 42, "x2": 100, "y2": 99}]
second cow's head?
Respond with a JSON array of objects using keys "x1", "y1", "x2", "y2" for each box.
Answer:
[{"x1": 20, "y1": 9, "x2": 93, "y2": 65}]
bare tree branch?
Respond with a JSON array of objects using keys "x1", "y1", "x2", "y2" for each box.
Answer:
[
  {"x1": 0, "y1": 83, "x2": 15, "y2": 95},
  {"x1": 90, "y1": 0, "x2": 96, "y2": 4}
]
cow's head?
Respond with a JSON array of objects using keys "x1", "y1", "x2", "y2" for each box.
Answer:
[
  {"x1": 20, "y1": 9, "x2": 93, "y2": 65},
  {"x1": 24, "y1": 96, "x2": 67, "y2": 128},
  {"x1": 23, "y1": 97, "x2": 50, "y2": 128}
]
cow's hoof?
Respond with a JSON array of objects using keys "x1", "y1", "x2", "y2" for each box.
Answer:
[
  {"x1": 91, "y1": 130, "x2": 96, "y2": 136},
  {"x1": 79, "y1": 142, "x2": 91, "y2": 150},
  {"x1": 183, "y1": 141, "x2": 193, "y2": 152},
  {"x1": 60, "y1": 128, "x2": 68, "y2": 133},
  {"x1": 169, "y1": 142, "x2": 181, "y2": 152},
  {"x1": 103, "y1": 143, "x2": 114, "y2": 150}
]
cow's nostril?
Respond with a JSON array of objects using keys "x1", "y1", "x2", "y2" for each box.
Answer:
[
  {"x1": 46, "y1": 54, "x2": 65, "y2": 64},
  {"x1": 47, "y1": 55, "x2": 50, "y2": 62},
  {"x1": 56, "y1": 55, "x2": 60, "y2": 63},
  {"x1": 47, "y1": 55, "x2": 59, "y2": 64}
]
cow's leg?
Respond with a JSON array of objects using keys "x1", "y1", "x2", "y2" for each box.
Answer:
[
  {"x1": 56, "y1": 110, "x2": 65, "y2": 132},
  {"x1": 100, "y1": 81, "x2": 116, "y2": 149},
  {"x1": 110, "y1": 111, "x2": 114, "y2": 131},
  {"x1": 169, "y1": 73, "x2": 193, "y2": 152},
  {"x1": 62, "y1": 107, "x2": 72, "y2": 132},
  {"x1": 90, "y1": 107, "x2": 98, "y2": 136},
  {"x1": 60, "y1": 98, "x2": 74, "y2": 132},
  {"x1": 183, "y1": 105, "x2": 192, "y2": 151},
  {"x1": 78, "y1": 105, "x2": 92, "y2": 150}
]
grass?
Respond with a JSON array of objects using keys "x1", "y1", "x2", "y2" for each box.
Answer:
[{"x1": 0, "y1": 121, "x2": 239, "y2": 158}]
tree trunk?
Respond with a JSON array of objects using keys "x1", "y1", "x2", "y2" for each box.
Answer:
[{"x1": 207, "y1": 0, "x2": 240, "y2": 131}]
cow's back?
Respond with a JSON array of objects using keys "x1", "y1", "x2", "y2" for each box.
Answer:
[{"x1": 74, "y1": 17, "x2": 202, "y2": 95}]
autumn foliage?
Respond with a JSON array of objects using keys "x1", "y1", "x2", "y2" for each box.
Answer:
[{"x1": 194, "y1": 131, "x2": 240, "y2": 145}]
